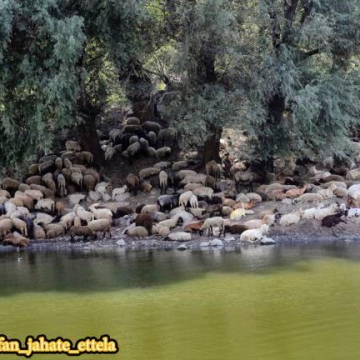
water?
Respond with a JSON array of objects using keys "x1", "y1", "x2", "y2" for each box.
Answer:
[{"x1": 1, "y1": 242, "x2": 360, "y2": 360}]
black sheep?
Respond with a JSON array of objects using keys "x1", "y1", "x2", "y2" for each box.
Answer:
[{"x1": 321, "y1": 213, "x2": 346, "y2": 228}]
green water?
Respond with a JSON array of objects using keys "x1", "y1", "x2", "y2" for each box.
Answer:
[{"x1": 1, "y1": 243, "x2": 360, "y2": 360}]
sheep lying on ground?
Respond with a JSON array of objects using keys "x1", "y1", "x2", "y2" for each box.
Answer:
[{"x1": 240, "y1": 224, "x2": 269, "y2": 242}]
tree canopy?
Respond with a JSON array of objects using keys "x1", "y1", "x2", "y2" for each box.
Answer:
[{"x1": 0, "y1": 0, "x2": 359, "y2": 168}]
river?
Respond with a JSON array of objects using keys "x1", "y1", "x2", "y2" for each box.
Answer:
[{"x1": 1, "y1": 241, "x2": 360, "y2": 360}]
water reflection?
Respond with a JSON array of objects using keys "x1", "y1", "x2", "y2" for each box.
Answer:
[{"x1": 1, "y1": 241, "x2": 360, "y2": 296}]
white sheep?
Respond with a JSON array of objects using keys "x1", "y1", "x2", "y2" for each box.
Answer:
[
  {"x1": 34, "y1": 212, "x2": 55, "y2": 225},
  {"x1": 314, "y1": 203, "x2": 339, "y2": 221},
  {"x1": 317, "y1": 184, "x2": 336, "y2": 200},
  {"x1": 301, "y1": 205, "x2": 324, "y2": 220},
  {"x1": 193, "y1": 186, "x2": 214, "y2": 200},
  {"x1": 89, "y1": 204, "x2": 113, "y2": 223},
  {"x1": 60, "y1": 212, "x2": 77, "y2": 229},
  {"x1": 112, "y1": 186, "x2": 127, "y2": 200},
  {"x1": 152, "y1": 224, "x2": 171, "y2": 236},
  {"x1": 4, "y1": 201, "x2": 16, "y2": 216},
  {"x1": 158, "y1": 216, "x2": 181, "y2": 229},
  {"x1": 240, "y1": 224, "x2": 269, "y2": 242},
  {"x1": 141, "y1": 204, "x2": 158, "y2": 214},
  {"x1": 347, "y1": 208, "x2": 360, "y2": 218},
  {"x1": 124, "y1": 226, "x2": 148, "y2": 238},
  {"x1": 189, "y1": 194, "x2": 198, "y2": 208},
  {"x1": 88, "y1": 219, "x2": 112, "y2": 238},
  {"x1": 179, "y1": 191, "x2": 194, "y2": 208},
  {"x1": 35, "y1": 198, "x2": 55, "y2": 213},
  {"x1": 24, "y1": 189, "x2": 43, "y2": 201},
  {"x1": 293, "y1": 193, "x2": 323, "y2": 204},
  {"x1": 200, "y1": 217, "x2": 225, "y2": 236},
  {"x1": 180, "y1": 174, "x2": 207, "y2": 186},
  {"x1": 74, "y1": 204, "x2": 94, "y2": 224},
  {"x1": 165, "y1": 232, "x2": 192, "y2": 241},
  {"x1": 279, "y1": 209, "x2": 303, "y2": 226}
]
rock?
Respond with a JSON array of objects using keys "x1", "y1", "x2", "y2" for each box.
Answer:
[
  {"x1": 260, "y1": 237, "x2": 276, "y2": 245},
  {"x1": 210, "y1": 239, "x2": 224, "y2": 247},
  {"x1": 116, "y1": 239, "x2": 126, "y2": 246},
  {"x1": 224, "y1": 236, "x2": 236, "y2": 242},
  {"x1": 200, "y1": 241, "x2": 210, "y2": 247},
  {"x1": 177, "y1": 244, "x2": 187, "y2": 251},
  {"x1": 236, "y1": 193, "x2": 250, "y2": 203},
  {"x1": 166, "y1": 232, "x2": 192, "y2": 241}
]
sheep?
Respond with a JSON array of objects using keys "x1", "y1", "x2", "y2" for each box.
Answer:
[
  {"x1": 74, "y1": 216, "x2": 82, "y2": 227},
  {"x1": 0, "y1": 219, "x2": 13, "y2": 239},
  {"x1": 151, "y1": 211, "x2": 168, "y2": 222},
  {"x1": 65, "y1": 140, "x2": 81, "y2": 152},
  {"x1": 347, "y1": 208, "x2": 360, "y2": 218},
  {"x1": 224, "y1": 224, "x2": 249, "y2": 235},
  {"x1": 180, "y1": 174, "x2": 207, "y2": 186},
  {"x1": 89, "y1": 204, "x2": 113, "y2": 223},
  {"x1": 193, "y1": 186, "x2": 214, "y2": 201},
  {"x1": 140, "y1": 182, "x2": 152, "y2": 192},
  {"x1": 317, "y1": 183, "x2": 337, "y2": 200},
  {"x1": 11, "y1": 217, "x2": 28, "y2": 236},
  {"x1": 301, "y1": 205, "x2": 324, "y2": 220},
  {"x1": 158, "y1": 216, "x2": 181, "y2": 229},
  {"x1": 158, "y1": 127, "x2": 177, "y2": 147},
  {"x1": 139, "y1": 167, "x2": 161, "y2": 181},
  {"x1": 112, "y1": 186, "x2": 127, "y2": 200},
  {"x1": 179, "y1": 191, "x2": 194, "y2": 208},
  {"x1": 321, "y1": 213, "x2": 346, "y2": 228},
  {"x1": 125, "y1": 226, "x2": 149, "y2": 238},
  {"x1": 69, "y1": 225, "x2": 96, "y2": 242},
  {"x1": 1, "y1": 178, "x2": 20, "y2": 192},
  {"x1": 333, "y1": 187, "x2": 348, "y2": 198},
  {"x1": 24, "y1": 189, "x2": 44, "y2": 201},
  {"x1": 9, "y1": 197, "x2": 23, "y2": 207},
  {"x1": 60, "y1": 212, "x2": 77, "y2": 229},
  {"x1": 135, "y1": 213, "x2": 153, "y2": 234},
  {"x1": 33, "y1": 224, "x2": 46, "y2": 239},
  {"x1": 147, "y1": 147, "x2": 157, "y2": 158},
  {"x1": 70, "y1": 171, "x2": 83, "y2": 190},
  {"x1": 18, "y1": 183, "x2": 30, "y2": 192},
  {"x1": 183, "y1": 221, "x2": 204, "y2": 234},
  {"x1": 157, "y1": 194, "x2": 179, "y2": 212},
  {"x1": 83, "y1": 174, "x2": 96, "y2": 192},
  {"x1": 45, "y1": 224, "x2": 65, "y2": 239},
  {"x1": 189, "y1": 194, "x2": 198, "y2": 208},
  {"x1": 156, "y1": 147, "x2": 172, "y2": 159},
  {"x1": 206, "y1": 204, "x2": 223, "y2": 217},
  {"x1": 200, "y1": 217, "x2": 225, "y2": 237},
  {"x1": 21, "y1": 216, "x2": 34, "y2": 239},
  {"x1": 141, "y1": 204, "x2": 159, "y2": 214},
  {"x1": 43, "y1": 178, "x2": 57, "y2": 194},
  {"x1": 35, "y1": 198, "x2": 55, "y2": 214},
  {"x1": 127, "y1": 141, "x2": 141, "y2": 164},
  {"x1": 82, "y1": 151, "x2": 93, "y2": 165},
  {"x1": 172, "y1": 161, "x2": 188, "y2": 172},
  {"x1": 105, "y1": 146, "x2": 116, "y2": 161},
  {"x1": 142, "y1": 121, "x2": 161, "y2": 134},
  {"x1": 293, "y1": 193, "x2": 323, "y2": 204},
  {"x1": 279, "y1": 209, "x2": 303, "y2": 226},
  {"x1": 74, "y1": 204, "x2": 94, "y2": 224},
  {"x1": 126, "y1": 174, "x2": 140, "y2": 196},
  {"x1": 4, "y1": 201, "x2": 16, "y2": 216},
  {"x1": 39, "y1": 154, "x2": 57, "y2": 163},
  {"x1": 159, "y1": 171, "x2": 168, "y2": 195},
  {"x1": 83, "y1": 168, "x2": 100, "y2": 183},
  {"x1": 126, "y1": 117, "x2": 141, "y2": 125},
  {"x1": 68, "y1": 193, "x2": 86, "y2": 206},
  {"x1": 285, "y1": 184, "x2": 310, "y2": 198},
  {"x1": 152, "y1": 224, "x2": 171, "y2": 236},
  {"x1": 3, "y1": 233, "x2": 29, "y2": 247},
  {"x1": 164, "y1": 232, "x2": 192, "y2": 241},
  {"x1": 95, "y1": 182, "x2": 112, "y2": 197},
  {"x1": 14, "y1": 192, "x2": 34, "y2": 210},
  {"x1": 88, "y1": 219, "x2": 112, "y2": 238},
  {"x1": 55, "y1": 157, "x2": 63, "y2": 169},
  {"x1": 184, "y1": 183, "x2": 203, "y2": 191},
  {"x1": 38, "y1": 160, "x2": 54, "y2": 175},
  {"x1": 26, "y1": 175, "x2": 42, "y2": 186},
  {"x1": 28, "y1": 163, "x2": 39, "y2": 175},
  {"x1": 34, "y1": 212, "x2": 55, "y2": 226},
  {"x1": 109, "y1": 128, "x2": 122, "y2": 142},
  {"x1": 139, "y1": 137, "x2": 149, "y2": 154},
  {"x1": 314, "y1": 203, "x2": 339, "y2": 221},
  {"x1": 240, "y1": 224, "x2": 269, "y2": 242}
]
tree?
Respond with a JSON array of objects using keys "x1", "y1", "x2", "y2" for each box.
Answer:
[
  {"x1": 242, "y1": 0, "x2": 360, "y2": 169},
  {"x1": 0, "y1": 0, "x2": 85, "y2": 166}
]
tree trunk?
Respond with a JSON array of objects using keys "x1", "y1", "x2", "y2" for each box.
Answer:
[
  {"x1": 77, "y1": 113, "x2": 104, "y2": 167},
  {"x1": 202, "y1": 126, "x2": 222, "y2": 164}
]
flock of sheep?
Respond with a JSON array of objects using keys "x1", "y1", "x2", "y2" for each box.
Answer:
[{"x1": 2, "y1": 115, "x2": 360, "y2": 247}]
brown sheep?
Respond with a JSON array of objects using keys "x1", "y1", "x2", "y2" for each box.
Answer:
[
  {"x1": 82, "y1": 168, "x2": 100, "y2": 183},
  {"x1": 30, "y1": 184, "x2": 54, "y2": 199},
  {"x1": 28, "y1": 163, "x2": 39, "y2": 175},
  {"x1": 0, "y1": 190, "x2": 11, "y2": 199},
  {"x1": 61, "y1": 168, "x2": 71, "y2": 182},
  {"x1": 126, "y1": 174, "x2": 140, "y2": 196},
  {"x1": 55, "y1": 201, "x2": 66, "y2": 216},
  {"x1": 26, "y1": 175, "x2": 42, "y2": 186},
  {"x1": 1, "y1": 178, "x2": 20, "y2": 192},
  {"x1": 82, "y1": 151, "x2": 93, "y2": 165},
  {"x1": 69, "y1": 225, "x2": 96, "y2": 242},
  {"x1": 0, "y1": 219, "x2": 13, "y2": 239},
  {"x1": 55, "y1": 157, "x2": 63, "y2": 169},
  {"x1": 3, "y1": 233, "x2": 29, "y2": 247},
  {"x1": 83, "y1": 174, "x2": 96, "y2": 192},
  {"x1": 140, "y1": 181, "x2": 152, "y2": 193},
  {"x1": 45, "y1": 224, "x2": 65, "y2": 239},
  {"x1": 135, "y1": 213, "x2": 153, "y2": 234},
  {"x1": 18, "y1": 183, "x2": 31, "y2": 192},
  {"x1": 65, "y1": 140, "x2": 81, "y2": 152}
]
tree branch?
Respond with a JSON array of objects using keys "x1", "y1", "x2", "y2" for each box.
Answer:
[
  {"x1": 300, "y1": 0, "x2": 312, "y2": 25},
  {"x1": 283, "y1": 0, "x2": 299, "y2": 44}
]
